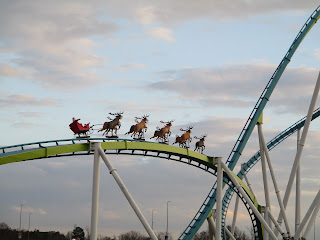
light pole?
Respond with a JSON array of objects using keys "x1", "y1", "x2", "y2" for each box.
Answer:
[
  {"x1": 19, "y1": 204, "x2": 23, "y2": 230},
  {"x1": 315, "y1": 217, "x2": 318, "y2": 240},
  {"x1": 165, "y1": 201, "x2": 171, "y2": 240},
  {"x1": 28, "y1": 213, "x2": 32, "y2": 240},
  {"x1": 152, "y1": 210, "x2": 156, "y2": 230},
  {"x1": 18, "y1": 204, "x2": 23, "y2": 240}
]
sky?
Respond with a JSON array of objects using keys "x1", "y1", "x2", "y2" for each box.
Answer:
[{"x1": 0, "y1": 1, "x2": 320, "y2": 239}]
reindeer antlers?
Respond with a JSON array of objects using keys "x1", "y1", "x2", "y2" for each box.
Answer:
[
  {"x1": 160, "y1": 120, "x2": 174, "y2": 124},
  {"x1": 134, "y1": 114, "x2": 149, "y2": 122},
  {"x1": 180, "y1": 126, "x2": 193, "y2": 132},
  {"x1": 109, "y1": 111, "x2": 124, "y2": 116},
  {"x1": 194, "y1": 134, "x2": 207, "y2": 139},
  {"x1": 136, "y1": 114, "x2": 149, "y2": 119}
]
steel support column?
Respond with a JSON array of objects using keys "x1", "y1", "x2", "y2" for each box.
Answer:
[
  {"x1": 97, "y1": 146, "x2": 157, "y2": 240},
  {"x1": 295, "y1": 128, "x2": 301, "y2": 238},
  {"x1": 218, "y1": 158, "x2": 278, "y2": 240},
  {"x1": 215, "y1": 157, "x2": 223, "y2": 240},
  {"x1": 276, "y1": 71, "x2": 320, "y2": 236},
  {"x1": 90, "y1": 142, "x2": 101, "y2": 240}
]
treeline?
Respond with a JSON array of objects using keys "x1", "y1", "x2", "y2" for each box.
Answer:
[
  {"x1": 0, "y1": 222, "x2": 172, "y2": 240},
  {"x1": 0, "y1": 222, "x2": 253, "y2": 240}
]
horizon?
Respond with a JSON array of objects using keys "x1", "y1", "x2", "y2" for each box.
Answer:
[{"x1": 1, "y1": 1, "x2": 320, "y2": 239}]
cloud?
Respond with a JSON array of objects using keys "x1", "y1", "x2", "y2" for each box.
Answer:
[
  {"x1": 0, "y1": 1, "x2": 316, "y2": 90},
  {"x1": 101, "y1": 210, "x2": 121, "y2": 220},
  {"x1": 148, "y1": 64, "x2": 319, "y2": 115},
  {"x1": 314, "y1": 49, "x2": 320, "y2": 59},
  {"x1": 18, "y1": 112, "x2": 43, "y2": 118},
  {"x1": 149, "y1": 63, "x2": 275, "y2": 100},
  {"x1": 136, "y1": 6, "x2": 156, "y2": 25},
  {"x1": 11, "y1": 122, "x2": 36, "y2": 128},
  {"x1": 0, "y1": 64, "x2": 21, "y2": 78},
  {"x1": 226, "y1": 209, "x2": 251, "y2": 221},
  {"x1": 0, "y1": 1, "x2": 117, "y2": 89},
  {"x1": 128, "y1": 0, "x2": 317, "y2": 25},
  {"x1": 0, "y1": 93, "x2": 58, "y2": 107},
  {"x1": 12, "y1": 205, "x2": 47, "y2": 215},
  {"x1": 46, "y1": 162, "x2": 66, "y2": 168},
  {"x1": 147, "y1": 27, "x2": 175, "y2": 42},
  {"x1": 117, "y1": 63, "x2": 147, "y2": 71}
]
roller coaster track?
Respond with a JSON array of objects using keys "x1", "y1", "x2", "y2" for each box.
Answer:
[
  {"x1": 0, "y1": 138, "x2": 262, "y2": 238},
  {"x1": 1, "y1": 6, "x2": 319, "y2": 240},
  {"x1": 178, "y1": 5, "x2": 320, "y2": 240},
  {"x1": 220, "y1": 107, "x2": 320, "y2": 239}
]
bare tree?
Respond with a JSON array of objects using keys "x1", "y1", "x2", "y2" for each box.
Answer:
[
  {"x1": 66, "y1": 231, "x2": 72, "y2": 240},
  {"x1": 85, "y1": 226, "x2": 90, "y2": 240},
  {"x1": 118, "y1": 230, "x2": 148, "y2": 240},
  {"x1": 193, "y1": 231, "x2": 209, "y2": 240},
  {"x1": 156, "y1": 232, "x2": 173, "y2": 240},
  {"x1": 0, "y1": 222, "x2": 10, "y2": 230},
  {"x1": 226, "y1": 225, "x2": 251, "y2": 240}
]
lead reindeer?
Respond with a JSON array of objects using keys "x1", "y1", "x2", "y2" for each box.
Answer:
[
  {"x1": 173, "y1": 126, "x2": 193, "y2": 148},
  {"x1": 150, "y1": 120, "x2": 174, "y2": 143},
  {"x1": 98, "y1": 112, "x2": 123, "y2": 137},
  {"x1": 126, "y1": 114, "x2": 149, "y2": 139},
  {"x1": 194, "y1": 134, "x2": 207, "y2": 153}
]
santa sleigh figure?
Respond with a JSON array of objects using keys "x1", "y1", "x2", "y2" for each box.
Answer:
[{"x1": 69, "y1": 118, "x2": 93, "y2": 138}]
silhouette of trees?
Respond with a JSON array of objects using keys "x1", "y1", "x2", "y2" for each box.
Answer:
[
  {"x1": 0, "y1": 221, "x2": 254, "y2": 240},
  {"x1": 72, "y1": 226, "x2": 85, "y2": 240},
  {"x1": 193, "y1": 231, "x2": 209, "y2": 240},
  {"x1": 0, "y1": 223, "x2": 67, "y2": 240},
  {"x1": 118, "y1": 230, "x2": 148, "y2": 240},
  {"x1": 156, "y1": 232, "x2": 173, "y2": 240},
  {"x1": 225, "y1": 225, "x2": 253, "y2": 240},
  {"x1": 0, "y1": 222, "x2": 10, "y2": 230}
]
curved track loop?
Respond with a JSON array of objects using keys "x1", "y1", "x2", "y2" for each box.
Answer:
[
  {"x1": 179, "y1": 5, "x2": 320, "y2": 240},
  {"x1": 0, "y1": 138, "x2": 261, "y2": 238},
  {"x1": 1, "y1": 6, "x2": 319, "y2": 240},
  {"x1": 221, "y1": 107, "x2": 320, "y2": 239}
]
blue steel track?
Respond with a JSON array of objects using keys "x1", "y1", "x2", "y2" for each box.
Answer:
[{"x1": 179, "y1": 5, "x2": 320, "y2": 240}]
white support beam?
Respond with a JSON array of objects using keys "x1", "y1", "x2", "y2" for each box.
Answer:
[
  {"x1": 295, "y1": 128, "x2": 301, "y2": 238},
  {"x1": 207, "y1": 215, "x2": 216, "y2": 240},
  {"x1": 295, "y1": 190, "x2": 320, "y2": 239},
  {"x1": 257, "y1": 124, "x2": 271, "y2": 240},
  {"x1": 276, "y1": 71, "x2": 320, "y2": 236},
  {"x1": 207, "y1": 211, "x2": 235, "y2": 240},
  {"x1": 217, "y1": 158, "x2": 278, "y2": 240},
  {"x1": 302, "y1": 195, "x2": 320, "y2": 239},
  {"x1": 231, "y1": 194, "x2": 239, "y2": 235},
  {"x1": 90, "y1": 142, "x2": 101, "y2": 240},
  {"x1": 97, "y1": 146, "x2": 158, "y2": 240},
  {"x1": 215, "y1": 157, "x2": 223, "y2": 240},
  {"x1": 267, "y1": 207, "x2": 286, "y2": 238},
  {"x1": 241, "y1": 163, "x2": 256, "y2": 199},
  {"x1": 225, "y1": 225, "x2": 237, "y2": 240},
  {"x1": 258, "y1": 124, "x2": 291, "y2": 236}
]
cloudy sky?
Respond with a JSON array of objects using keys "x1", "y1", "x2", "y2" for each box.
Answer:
[{"x1": 1, "y1": 1, "x2": 320, "y2": 239}]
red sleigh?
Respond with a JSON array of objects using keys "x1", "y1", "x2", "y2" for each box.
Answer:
[{"x1": 69, "y1": 118, "x2": 92, "y2": 138}]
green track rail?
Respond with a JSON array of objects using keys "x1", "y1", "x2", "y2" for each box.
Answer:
[
  {"x1": 0, "y1": 138, "x2": 260, "y2": 239},
  {"x1": 2, "y1": 5, "x2": 319, "y2": 240},
  {"x1": 0, "y1": 140, "x2": 209, "y2": 165}
]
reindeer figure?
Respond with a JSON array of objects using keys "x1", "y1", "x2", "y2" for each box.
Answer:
[
  {"x1": 173, "y1": 126, "x2": 193, "y2": 148},
  {"x1": 125, "y1": 114, "x2": 149, "y2": 139},
  {"x1": 150, "y1": 120, "x2": 174, "y2": 144},
  {"x1": 98, "y1": 112, "x2": 123, "y2": 137},
  {"x1": 194, "y1": 134, "x2": 207, "y2": 153}
]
